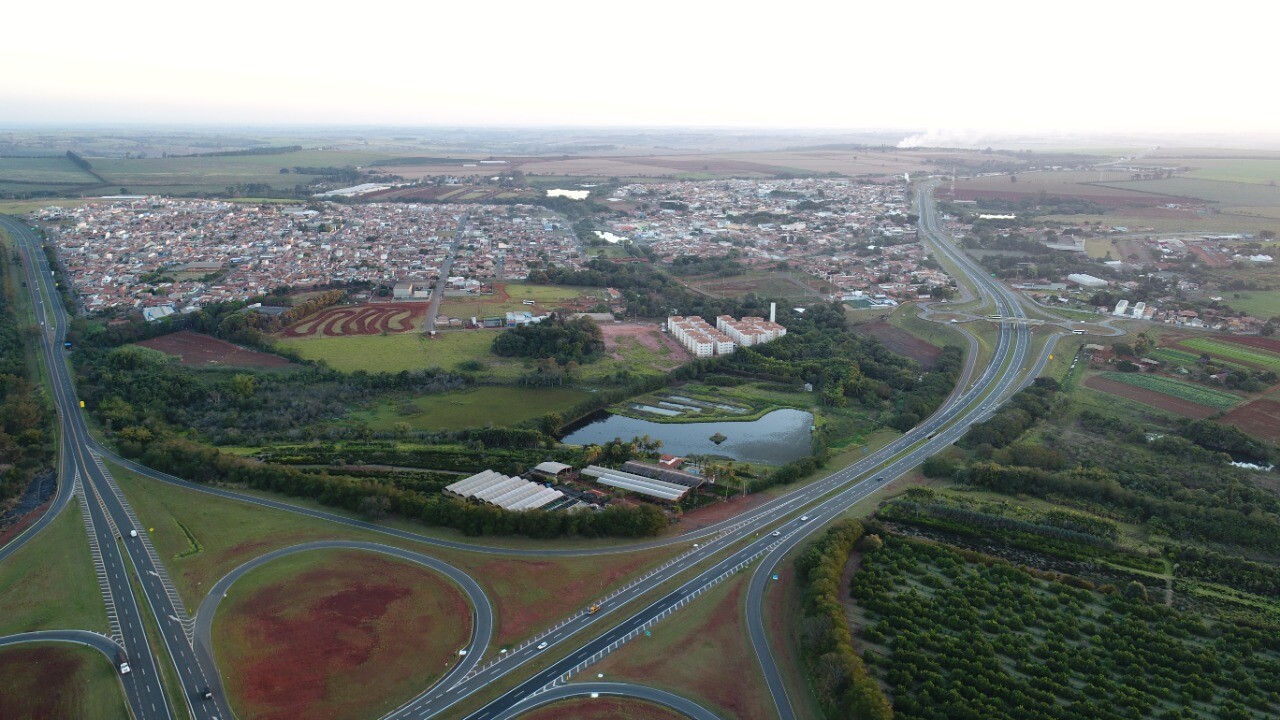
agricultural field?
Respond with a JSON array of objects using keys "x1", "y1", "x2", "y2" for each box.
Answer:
[
  {"x1": 1219, "y1": 399, "x2": 1280, "y2": 444},
  {"x1": 369, "y1": 185, "x2": 535, "y2": 202},
  {"x1": 0, "y1": 156, "x2": 100, "y2": 185},
  {"x1": 280, "y1": 302, "x2": 428, "y2": 338},
  {"x1": 86, "y1": 149, "x2": 395, "y2": 194},
  {"x1": 0, "y1": 499, "x2": 109, "y2": 636},
  {"x1": 353, "y1": 386, "x2": 589, "y2": 431},
  {"x1": 944, "y1": 171, "x2": 1181, "y2": 206},
  {"x1": 591, "y1": 574, "x2": 774, "y2": 720},
  {"x1": 850, "y1": 535, "x2": 1280, "y2": 720},
  {"x1": 1093, "y1": 371, "x2": 1243, "y2": 411},
  {"x1": 518, "y1": 698, "x2": 687, "y2": 720},
  {"x1": 1043, "y1": 212, "x2": 1280, "y2": 235},
  {"x1": 1178, "y1": 337, "x2": 1280, "y2": 373},
  {"x1": 437, "y1": 284, "x2": 591, "y2": 320},
  {"x1": 1097, "y1": 177, "x2": 1280, "y2": 211},
  {"x1": 1149, "y1": 347, "x2": 1251, "y2": 374},
  {"x1": 213, "y1": 548, "x2": 471, "y2": 720},
  {"x1": 0, "y1": 645, "x2": 128, "y2": 720},
  {"x1": 136, "y1": 331, "x2": 292, "y2": 368}
]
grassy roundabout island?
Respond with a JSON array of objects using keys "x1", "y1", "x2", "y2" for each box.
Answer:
[{"x1": 212, "y1": 548, "x2": 472, "y2": 720}]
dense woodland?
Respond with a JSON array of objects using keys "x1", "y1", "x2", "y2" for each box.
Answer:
[
  {"x1": 0, "y1": 251, "x2": 54, "y2": 512},
  {"x1": 491, "y1": 315, "x2": 604, "y2": 364}
]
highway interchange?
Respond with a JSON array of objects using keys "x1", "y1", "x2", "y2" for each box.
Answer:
[{"x1": 0, "y1": 180, "x2": 1069, "y2": 719}]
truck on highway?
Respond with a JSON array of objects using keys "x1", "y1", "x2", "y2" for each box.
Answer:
[{"x1": 587, "y1": 604, "x2": 600, "y2": 615}]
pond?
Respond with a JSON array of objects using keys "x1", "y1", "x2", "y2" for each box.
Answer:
[
  {"x1": 562, "y1": 408, "x2": 814, "y2": 465},
  {"x1": 546, "y1": 189, "x2": 589, "y2": 200}
]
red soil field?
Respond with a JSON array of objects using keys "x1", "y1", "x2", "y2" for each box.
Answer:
[
  {"x1": 279, "y1": 303, "x2": 427, "y2": 338},
  {"x1": 517, "y1": 697, "x2": 687, "y2": 720},
  {"x1": 1211, "y1": 335, "x2": 1280, "y2": 354},
  {"x1": 599, "y1": 322, "x2": 690, "y2": 369},
  {"x1": 0, "y1": 645, "x2": 102, "y2": 719},
  {"x1": 218, "y1": 551, "x2": 471, "y2": 720},
  {"x1": 854, "y1": 321, "x2": 943, "y2": 368},
  {"x1": 137, "y1": 331, "x2": 291, "y2": 367},
  {"x1": 0, "y1": 498, "x2": 51, "y2": 547},
  {"x1": 1084, "y1": 375, "x2": 1218, "y2": 419},
  {"x1": 1219, "y1": 399, "x2": 1280, "y2": 444}
]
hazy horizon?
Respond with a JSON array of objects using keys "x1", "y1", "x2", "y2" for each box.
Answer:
[{"x1": 4, "y1": 0, "x2": 1276, "y2": 141}]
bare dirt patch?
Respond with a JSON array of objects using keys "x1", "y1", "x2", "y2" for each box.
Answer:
[
  {"x1": 1219, "y1": 399, "x2": 1280, "y2": 444},
  {"x1": 517, "y1": 697, "x2": 687, "y2": 720},
  {"x1": 854, "y1": 321, "x2": 944, "y2": 368},
  {"x1": 599, "y1": 322, "x2": 689, "y2": 369},
  {"x1": 1084, "y1": 375, "x2": 1218, "y2": 418},
  {"x1": 675, "y1": 493, "x2": 771, "y2": 532},
  {"x1": 217, "y1": 550, "x2": 471, "y2": 720},
  {"x1": 279, "y1": 303, "x2": 427, "y2": 338},
  {"x1": 137, "y1": 331, "x2": 291, "y2": 367}
]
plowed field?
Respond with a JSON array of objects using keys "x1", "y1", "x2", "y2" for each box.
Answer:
[
  {"x1": 280, "y1": 303, "x2": 426, "y2": 338},
  {"x1": 1084, "y1": 375, "x2": 1218, "y2": 418},
  {"x1": 137, "y1": 331, "x2": 291, "y2": 367}
]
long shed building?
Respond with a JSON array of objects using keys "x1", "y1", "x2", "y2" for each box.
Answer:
[
  {"x1": 580, "y1": 465, "x2": 689, "y2": 502},
  {"x1": 445, "y1": 469, "x2": 565, "y2": 511}
]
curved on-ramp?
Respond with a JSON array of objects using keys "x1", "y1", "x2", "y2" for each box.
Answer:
[
  {"x1": 0, "y1": 629, "x2": 124, "y2": 659},
  {"x1": 494, "y1": 682, "x2": 720, "y2": 720},
  {"x1": 191, "y1": 541, "x2": 493, "y2": 717}
]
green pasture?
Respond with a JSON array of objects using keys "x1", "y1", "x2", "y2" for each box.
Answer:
[
  {"x1": 1221, "y1": 290, "x2": 1280, "y2": 321},
  {"x1": 0, "y1": 156, "x2": 100, "y2": 184},
  {"x1": 354, "y1": 386, "x2": 589, "y2": 431},
  {"x1": 1178, "y1": 337, "x2": 1280, "y2": 373},
  {"x1": 279, "y1": 330, "x2": 500, "y2": 374}
]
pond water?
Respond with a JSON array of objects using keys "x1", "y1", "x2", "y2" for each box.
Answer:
[
  {"x1": 562, "y1": 408, "x2": 814, "y2": 465},
  {"x1": 593, "y1": 230, "x2": 626, "y2": 244},
  {"x1": 547, "y1": 189, "x2": 589, "y2": 200}
]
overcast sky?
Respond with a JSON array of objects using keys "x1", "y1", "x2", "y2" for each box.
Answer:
[{"x1": 2, "y1": 0, "x2": 1273, "y2": 139}]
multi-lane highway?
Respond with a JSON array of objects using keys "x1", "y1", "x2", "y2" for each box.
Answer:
[{"x1": 2, "y1": 215, "x2": 230, "y2": 720}]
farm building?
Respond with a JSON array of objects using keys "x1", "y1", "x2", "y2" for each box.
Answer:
[
  {"x1": 1067, "y1": 273, "x2": 1109, "y2": 288},
  {"x1": 621, "y1": 460, "x2": 707, "y2": 489},
  {"x1": 445, "y1": 469, "x2": 564, "y2": 511},
  {"x1": 531, "y1": 461, "x2": 573, "y2": 480},
  {"x1": 581, "y1": 465, "x2": 689, "y2": 502}
]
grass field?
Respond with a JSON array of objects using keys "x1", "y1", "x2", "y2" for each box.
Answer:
[
  {"x1": 214, "y1": 548, "x2": 470, "y2": 720},
  {"x1": 0, "y1": 499, "x2": 108, "y2": 636},
  {"x1": 1221, "y1": 291, "x2": 1280, "y2": 321},
  {"x1": 1179, "y1": 337, "x2": 1280, "y2": 373},
  {"x1": 1099, "y1": 372, "x2": 1243, "y2": 410},
  {"x1": 1183, "y1": 158, "x2": 1280, "y2": 185},
  {"x1": 110, "y1": 461, "x2": 683, "y2": 647},
  {"x1": 0, "y1": 644, "x2": 128, "y2": 720},
  {"x1": 354, "y1": 386, "x2": 589, "y2": 431},
  {"x1": 279, "y1": 330, "x2": 500, "y2": 374},
  {"x1": 591, "y1": 574, "x2": 773, "y2": 720},
  {"x1": 437, "y1": 284, "x2": 590, "y2": 320}
]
